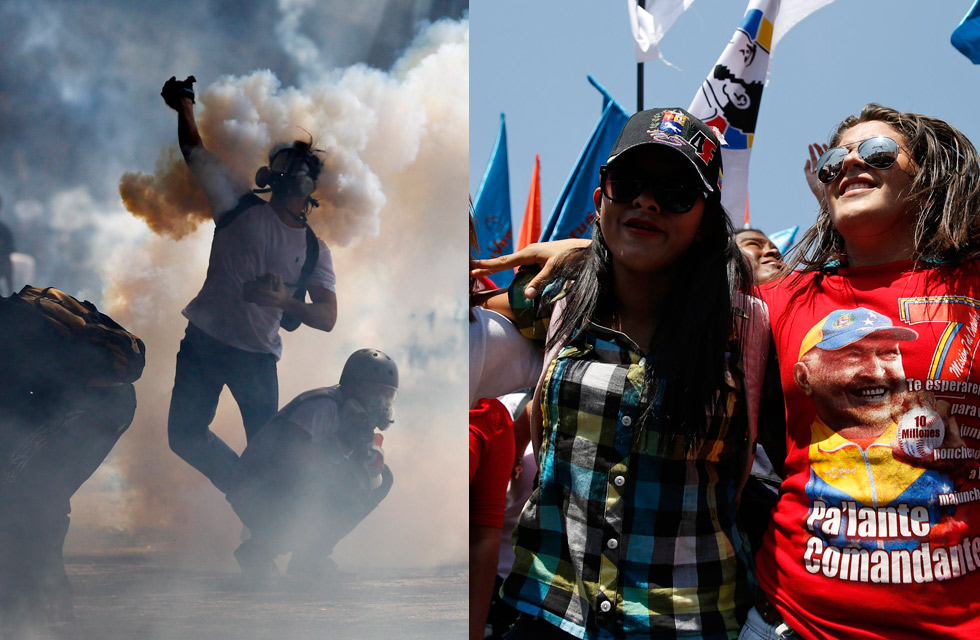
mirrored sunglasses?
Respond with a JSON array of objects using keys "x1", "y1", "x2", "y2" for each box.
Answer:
[
  {"x1": 816, "y1": 135, "x2": 903, "y2": 184},
  {"x1": 598, "y1": 165, "x2": 705, "y2": 213}
]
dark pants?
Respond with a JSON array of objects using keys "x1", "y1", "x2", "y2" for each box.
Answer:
[
  {"x1": 0, "y1": 384, "x2": 136, "y2": 623},
  {"x1": 168, "y1": 323, "x2": 278, "y2": 493},
  {"x1": 486, "y1": 575, "x2": 521, "y2": 639}
]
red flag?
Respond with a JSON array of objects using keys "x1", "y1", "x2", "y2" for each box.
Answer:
[
  {"x1": 743, "y1": 191, "x2": 751, "y2": 229},
  {"x1": 517, "y1": 154, "x2": 541, "y2": 250}
]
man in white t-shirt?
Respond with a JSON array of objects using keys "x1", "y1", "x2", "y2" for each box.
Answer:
[
  {"x1": 228, "y1": 349, "x2": 397, "y2": 584},
  {"x1": 161, "y1": 76, "x2": 338, "y2": 494}
]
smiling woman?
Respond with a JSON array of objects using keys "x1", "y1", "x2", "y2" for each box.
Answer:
[
  {"x1": 748, "y1": 105, "x2": 980, "y2": 640},
  {"x1": 595, "y1": 146, "x2": 706, "y2": 300},
  {"x1": 789, "y1": 103, "x2": 980, "y2": 272},
  {"x1": 818, "y1": 122, "x2": 918, "y2": 266},
  {"x1": 476, "y1": 107, "x2": 767, "y2": 640}
]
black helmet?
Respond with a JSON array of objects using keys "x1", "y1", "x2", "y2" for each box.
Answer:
[{"x1": 340, "y1": 349, "x2": 398, "y2": 389}]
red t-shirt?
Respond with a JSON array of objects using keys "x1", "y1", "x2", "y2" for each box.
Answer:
[
  {"x1": 469, "y1": 397, "x2": 515, "y2": 529},
  {"x1": 757, "y1": 260, "x2": 980, "y2": 640}
]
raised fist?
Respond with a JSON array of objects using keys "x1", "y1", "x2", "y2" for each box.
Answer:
[{"x1": 161, "y1": 75, "x2": 196, "y2": 110}]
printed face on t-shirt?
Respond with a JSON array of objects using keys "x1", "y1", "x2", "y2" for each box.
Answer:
[{"x1": 793, "y1": 335, "x2": 908, "y2": 439}]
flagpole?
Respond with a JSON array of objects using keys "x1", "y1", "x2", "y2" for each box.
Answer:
[{"x1": 636, "y1": 0, "x2": 645, "y2": 112}]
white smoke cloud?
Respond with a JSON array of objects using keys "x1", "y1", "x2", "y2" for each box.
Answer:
[
  {"x1": 68, "y1": 17, "x2": 469, "y2": 571},
  {"x1": 121, "y1": 63, "x2": 403, "y2": 246}
]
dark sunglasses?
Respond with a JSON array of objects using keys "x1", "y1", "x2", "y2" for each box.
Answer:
[
  {"x1": 598, "y1": 165, "x2": 705, "y2": 213},
  {"x1": 815, "y1": 135, "x2": 906, "y2": 184}
]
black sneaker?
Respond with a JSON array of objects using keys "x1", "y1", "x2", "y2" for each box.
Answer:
[
  {"x1": 234, "y1": 540, "x2": 279, "y2": 587},
  {"x1": 287, "y1": 553, "x2": 357, "y2": 586}
]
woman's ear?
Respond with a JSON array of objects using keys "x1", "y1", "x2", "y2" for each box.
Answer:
[{"x1": 592, "y1": 187, "x2": 603, "y2": 216}]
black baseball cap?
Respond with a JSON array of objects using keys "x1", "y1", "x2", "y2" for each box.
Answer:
[{"x1": 606, "y1": 107, "x2": 725, "y2": 195}]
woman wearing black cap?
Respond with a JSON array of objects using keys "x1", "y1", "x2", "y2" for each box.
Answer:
[{"x1": 477, "y1": 107, "x2": 765, "y2": 639}]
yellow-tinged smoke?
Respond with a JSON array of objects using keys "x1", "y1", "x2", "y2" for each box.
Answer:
[{"x1": 118, "y1": 148, "x2": 210, "y2": 239}]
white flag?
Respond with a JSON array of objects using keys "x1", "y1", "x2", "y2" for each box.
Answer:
[
  {"x1": 770, "y1": 0, "x2": 836, "y2": 53},
  {"x1": 627, "y1": 0, "x2": 696, "y2": 63},
  {"x1": 688, "y1": 0, "x2": 835, "y2": 218}
]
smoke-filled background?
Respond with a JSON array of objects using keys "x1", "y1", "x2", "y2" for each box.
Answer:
[{"x1": 0, "y1": 0, "x2": 468, "y2": 572}]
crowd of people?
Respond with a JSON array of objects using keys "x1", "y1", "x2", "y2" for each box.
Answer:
[
  {"x1": 470, "y1": 103, "x2": 980, "y2": 640},
  {"x1": 0, "y1": 76, "x2": 400, "y2": 631}
]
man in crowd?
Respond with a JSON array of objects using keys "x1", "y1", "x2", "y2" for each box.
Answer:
[
  {"x1": 735, "y1": 227, "x2": 785, "y2": 284},
  {"x1": 734, "y1": 227, "x2": 787, "y2": 553},
  {"x1": 227, "y1": 349, "x2": 398, "y2": 585},
  {"x1": 161, "y1": 76, "x2": 338, "y2": 494}
]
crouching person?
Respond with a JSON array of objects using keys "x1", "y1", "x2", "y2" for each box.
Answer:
[
  {"x1": 0, "y1": 287, "x2": 144, "y2": 628},
  {"x1": 228, "y1": 348, "x2": 398, "y2": 586}
]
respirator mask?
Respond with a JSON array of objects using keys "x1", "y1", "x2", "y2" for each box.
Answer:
[
  {"x1": 342, "y1": 388, "x2": 397, "y2": 432},
  {"x1": 254, "y1": 146, "x2": 319, "y2": 200},
  {"x1": 359, "y1": 392, "x2": 396, "y2": 431}
]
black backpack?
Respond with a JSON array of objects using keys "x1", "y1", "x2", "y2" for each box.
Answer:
[{"x1": 0, "y1": 286, "x2": 146, "y2": 389}]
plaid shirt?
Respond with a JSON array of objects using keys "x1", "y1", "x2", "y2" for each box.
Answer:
[{"x1": 502, "y1": 279, "x2": 751, "y2": 639}]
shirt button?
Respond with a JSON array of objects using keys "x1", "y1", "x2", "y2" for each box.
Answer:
[
  {"x1": 622, "y1": 416, "x2": 632, "y2": 426},
  {"x1": 607, "y1": 538, "x2": 618, "y2": 550},
  {"x1": 599, "y1": 600, "x2": 612, "y2": 613},
  {"x1": 614, "y1": 475, "x2": 626, "y2": 487}
]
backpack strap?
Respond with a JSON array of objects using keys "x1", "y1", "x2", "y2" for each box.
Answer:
[
  {"x1": 280, "y1": 225, "x2": 320, "y2": 332},
  {"x1": 214, "y1": 193, "x2": 266, "y2": 232},
  {"x1": 213, "y1": 193, "x2": 320, "y2": 332},
  {"x1": 295, "y1": 226, "x2": 320, "y2": 290}
]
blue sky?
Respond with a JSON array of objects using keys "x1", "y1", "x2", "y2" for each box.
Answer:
[{"x1": 470, "y1": 0, "x2": 980, "y2": 244}]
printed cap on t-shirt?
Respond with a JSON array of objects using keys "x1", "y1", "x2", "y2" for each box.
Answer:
[{"x1": 798, "y1": 307, "x2": 919, "y2": 360}]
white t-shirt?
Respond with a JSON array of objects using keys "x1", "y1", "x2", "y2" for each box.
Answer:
[
  {"x1": 183, "y1": 148, "x2": 336, "y2": 359},
  {"x1": 468, "y1": 306, "x2": 541, "y2": 408}
]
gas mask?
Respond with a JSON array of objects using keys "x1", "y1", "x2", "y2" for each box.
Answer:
[
  {"x1": 254, "y1": 147, "x2": 318, "y2": 199},
  {"x1": 341, "y1": 391, "x2": 396, "y2": 432},
  {"x1": 359, "y1": 393, "x2": 396, "y2": 431}
]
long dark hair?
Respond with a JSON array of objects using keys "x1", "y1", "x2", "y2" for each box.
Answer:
[
  {"x1": 788, "y1": 103, "x2": 980, "y2": 271},
  {"x1": 545, "y1": 194, "x2": 751, "y2": 452}
]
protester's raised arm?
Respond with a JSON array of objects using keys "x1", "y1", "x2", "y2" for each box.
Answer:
[{"x1": 161, "y1": 76, "x2": 203, "y2": 160}]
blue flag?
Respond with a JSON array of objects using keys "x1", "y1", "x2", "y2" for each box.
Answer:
[
  {"x1": 769, "y1": 225, "x2": 799, "y2": 256},
  {"x1": 952, "y1": 0, "x2": 980, "y2": 64},
  {"x1": 473, "y1": 114, "x2": 514, "y2": 287},
  {"x1": 541, "y1": 77, "x2": 630, "y2": 242}
]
